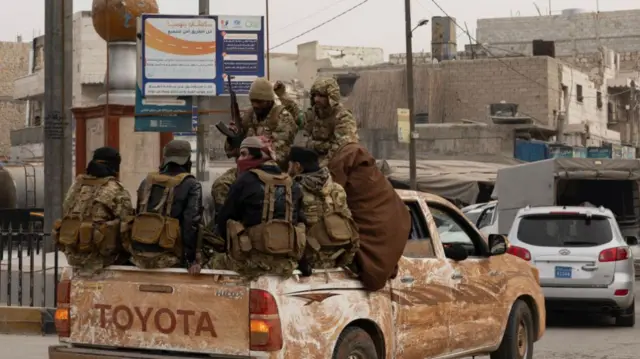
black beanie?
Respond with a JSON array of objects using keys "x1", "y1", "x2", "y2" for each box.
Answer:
[
  {"x1": 289, "y1": 147, "x2": 320, "y2": 172},
  {"x1": 93, "y1": 146, "x2": 121, "y2": 164}
]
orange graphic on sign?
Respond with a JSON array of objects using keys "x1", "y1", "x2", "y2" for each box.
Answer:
[{"x1": 145, "y1": 22, "x2": 216, "y2": 56}]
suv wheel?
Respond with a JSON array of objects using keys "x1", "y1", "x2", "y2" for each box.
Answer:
[
  {"x1": 332, "y1": 327, "x2": 378, "y2": 359},
  {"x1": 615, "y1": 300, "x2": 635, "y2": 327},
  {"x1": 491, "y1": 300, "x2": 534, "y2": 359}
]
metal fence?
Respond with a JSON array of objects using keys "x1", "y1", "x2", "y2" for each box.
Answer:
[{"x1": 0, "y1": 226, "x2": 59, "y2": 308}]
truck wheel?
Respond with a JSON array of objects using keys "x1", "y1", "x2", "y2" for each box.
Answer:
[
  {"x1": 332, "y1": 327, "x2": 378, "y2": 359},
  {"x1": 615, "y1": 301, "x2": 635, "y2": 327},
  {"x1": 491, "y1": 300, "x2": 534, "y2": 359}
]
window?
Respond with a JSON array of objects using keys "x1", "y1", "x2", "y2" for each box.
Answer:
[
  {"x1": 429, "y1": 204, "x2": 487, "y2": 257},
  {"x1": 576, "y1": 84, "x2": 584, "y2": 103},
  {"x1": 516, "y1": 214, "x2": 613, "y2": 247},
  {"x1": 403, "y1": 200, "x2": 436, "y2": 258},
  {"x1": 597, "y1": 91, "x2": 603, "y2": 109},
  {"x1": 476, "y1": 205, "x2": 496, "y2": 229}
]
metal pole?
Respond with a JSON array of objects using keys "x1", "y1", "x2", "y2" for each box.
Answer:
[
  {"x1": 404, "y1": 0, "x2": 417, "y2": 190},
  {"x1": 197, "y1": 0, "x2": 209, "y2": 181},
  {"x1": 266, "y1": 0, "x2": 270, "y2": 80},
  {"x1": 44, "y1": 0, "x2": 72, "y2": 252}
]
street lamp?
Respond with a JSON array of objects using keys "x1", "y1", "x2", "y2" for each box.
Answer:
[{"x1": 403, "y1": 2, "x2": 428, "y2": 190}]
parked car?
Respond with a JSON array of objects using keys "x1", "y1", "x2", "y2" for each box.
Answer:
[
  {"x1": 462, "y1": 201, "x2": 499, "y2": 236},
  {"x1": 506, "y1": 205, "x2": 636, "y2": 326}
]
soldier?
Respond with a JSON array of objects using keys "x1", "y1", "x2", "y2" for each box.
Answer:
[
  {"x1": 210, "y1": 136, "x2": 307, "y2": 279},
  {"x1": 211, "y1": 139, "x2": 242, "y2": 219},
  {"x1": 288, "y1": 146, "x2": 359, "y2": 270},
  {"x1": 55, "y1": 147, "x2": 134, "y2": 273},
  {"x1": 126, "y1": 140, "x2": 203, "y2": 275},
  {"x1": 225, "y1": 77, "x2": 298, "y2": 170},
  {"x1": 276, "y1": 77, "x2": 359, "y2": 166}
]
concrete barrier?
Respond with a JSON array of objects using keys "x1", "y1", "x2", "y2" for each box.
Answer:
[{"x1": 0, "y1": 306, "x2": 56, "y2": 335}]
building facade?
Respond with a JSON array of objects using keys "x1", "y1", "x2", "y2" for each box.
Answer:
[
  {"x1": 13, "y1": 11, "x2": 107, "y2": 127},
  {"x1": 321, "y1": 56, "x2": 623, "y2": 147},
  {"x1": 476, "y1": 9, "x2": 640, "y2": 72},
  {"x1": 0, "y1": 39, "x2": 30, "y2": 157}
]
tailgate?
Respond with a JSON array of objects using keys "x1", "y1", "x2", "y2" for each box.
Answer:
[{"x1": 67, "y1": 266, "x2": 250, "y2": 356}]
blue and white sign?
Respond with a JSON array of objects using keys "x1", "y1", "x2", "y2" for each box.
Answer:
[
  {"x1": 140, "y1": 14, "x2": 265, "y2": 97},
  {"x1": 134, "y1": 85, "x2": 194, "y2": 132}
]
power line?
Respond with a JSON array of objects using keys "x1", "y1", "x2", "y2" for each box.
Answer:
[
  {"x1": 269, "y1": 0, "x2": 370, "y2": 51},
  {"x1": 274, "y1": 0, "x2": 352, "y2": 32},
  {"x1": 429, "y1": 0, "x2": 629, "y2": 99}
]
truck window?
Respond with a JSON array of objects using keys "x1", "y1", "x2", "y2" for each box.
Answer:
[
  {"x1": 429, "y1": 204, "x2": 487, "y2": 257},
  {"x1": 403, "y1": 200, "x2": 436, "y2": 258}
]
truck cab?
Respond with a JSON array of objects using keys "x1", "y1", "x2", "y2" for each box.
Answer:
[{"x1": 49, "y1": 190, "x2": 544, "y2": 359}]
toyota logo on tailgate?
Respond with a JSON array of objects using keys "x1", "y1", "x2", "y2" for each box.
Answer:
[{"x1": 559, "y1": 249, "x2": 571, "y2": 255}]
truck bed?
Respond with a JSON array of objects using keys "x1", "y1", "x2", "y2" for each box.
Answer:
[{"x1": 62, "y1": 266, "x2": 251, "y2": 357}]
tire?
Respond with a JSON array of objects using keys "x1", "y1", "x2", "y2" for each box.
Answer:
[
  {"x1": 615, "y1": 300, "x2": 635, "y2": 327},
  {"x1": 490, "y1": 300, "x2": 534, "y2": 359},
  {"x1": 332, "y1": 327, "x2": 378, "y2": 359}
]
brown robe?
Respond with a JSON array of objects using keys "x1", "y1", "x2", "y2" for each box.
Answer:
[{"x1": 328, "y1": 143, "x2": 411, "y2": 291}]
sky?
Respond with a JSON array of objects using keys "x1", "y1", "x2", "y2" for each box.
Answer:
[{"x1": 1, "y1": 0, "x2": 638, "y2": 56}]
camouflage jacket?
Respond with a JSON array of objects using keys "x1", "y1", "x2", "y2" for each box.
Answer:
[
  {"x1": 63, "y1": 174, "x2": 134, "y2": 220},
  {"x1": 225, "y1": 104, "x2": 297, "y2": 168},
  {"x1": 211, "y1": 167, "x2": 237, "y2": 213},
  {"x1": 280, "y1": 78, "x2": 359, "y2": 166},
  {"x1": 296, "y1": 167, "x2": 352, "y2": 228},
  {"x1": 62, "y1": 174, "x2": 134, "y2": 269}
]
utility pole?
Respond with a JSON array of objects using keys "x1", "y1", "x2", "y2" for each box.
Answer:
[
  {"x1": 631, "y1": 80, "x2": 637, "y2": 148},
  {"x1": 44, "y1": 0, "x2": 73, "y2": 252},
  {"x1": 404, "y1": 0, "x2": 417, "y2": 190},
  {"x1": 196, "y1": 0, "x2": 210, "y2": 181}
]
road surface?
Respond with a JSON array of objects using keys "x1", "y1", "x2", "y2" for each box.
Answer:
[{"x1": 3, "y1": 292, "x2": 640, "y2": 359}]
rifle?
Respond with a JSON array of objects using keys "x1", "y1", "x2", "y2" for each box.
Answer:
[
  {"x1": 215, "y1": 75, "x2": 245, "y2": 152},
  {"x1": 228, "y1": 75, "x2": 242, "y2": 128}
]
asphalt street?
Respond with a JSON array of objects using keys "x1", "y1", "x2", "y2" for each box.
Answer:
[{"x1": 3, "y1": 288, "x2": 640, "y2": 359}]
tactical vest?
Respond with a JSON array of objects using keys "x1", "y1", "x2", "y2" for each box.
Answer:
[
  {"x1": 306, "y1": 182, "x2": 360, "y2": 268},
  {"x1": 242, "y1": 105, "x2": 286, "y2": 137},
  {"x1": 126, "y1": 172, "x2": 193, "y2": 258},
  {"x1": 226, "y1": 169, "x2": 306, "y2": 261},
  {"x1": 53, "y1": 177, "x2": 121, "y2": 263}
]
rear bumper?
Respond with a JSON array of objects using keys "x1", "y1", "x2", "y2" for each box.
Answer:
[
  {"x1": 542, "y1": 279, "x2": 634, "y2": 314},
  {"x1": 49, "y1": 345, "x2": 252, "y2": 359}
]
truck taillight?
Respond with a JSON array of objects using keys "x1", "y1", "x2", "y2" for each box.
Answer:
[
  {"x1": 507, "y1": 245, "x2": 531, "y2": 261},
  {"x1": 249, "y1": 289, "x2": 282, "y2": 351},
  {"x1": 599, "y1": 247, "x2": 629, "y2": 262},
  {"x1": 54, "y1": 279, "x2": 71, "y2": 337}
]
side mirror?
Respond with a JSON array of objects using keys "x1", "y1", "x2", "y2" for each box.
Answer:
[
  {"x1": 625, "y1": 236, "x2": 639, "y2": 246},
  {"x1": 488, "y1": 234, "x2": 509, "y2": 256},
  {"x1": 444, "y1": 243, "x2": 468, "y2": 261}
]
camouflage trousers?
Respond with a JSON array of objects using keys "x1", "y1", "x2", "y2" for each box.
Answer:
[
  {"x1": 206, "y1": 252, "x2": 298, "y2": 280},
  {"x1": 64, "y1": 251, "x2": 129, "y2": 274},
  {"x1": 130, "y1": 253, "x2": 181, "y2": 269}
]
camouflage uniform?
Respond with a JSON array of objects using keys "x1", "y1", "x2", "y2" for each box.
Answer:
[
  {"x1": 61, "y1": 174, "x2": 134, "y2": 272},
  {"x1": 279, "y1": 77, "x2": 359, "y2": 166},
  {"x1": 297, "y1": 167, "x2": 353, "y2": 269},
  {"x1": 225, "y1": 78, "x2": 298, "y2": 169},
  {"x1": 207, "y1": 252, "x2": 298, "y2": 281},
  {"x1": 211, "y1": 167, "x2": 237, "y2": 213}
]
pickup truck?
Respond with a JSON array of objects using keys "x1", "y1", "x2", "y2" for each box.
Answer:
[{"x1": 49, "y1": 190, "x2": 545, "y2": 359}]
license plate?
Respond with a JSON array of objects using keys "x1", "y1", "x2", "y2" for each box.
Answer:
[{"x1": 555, "y1": 266, "x2": 573, "y2": 278}]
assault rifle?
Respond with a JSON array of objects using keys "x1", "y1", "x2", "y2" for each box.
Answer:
[{"x1": 215, "y1": 75, "x2": 245, "y2": 153}]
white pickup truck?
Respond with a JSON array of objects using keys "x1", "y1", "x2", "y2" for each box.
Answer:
[{"x1": 49, "y1": 190, "x2": 544, "y2": 359}]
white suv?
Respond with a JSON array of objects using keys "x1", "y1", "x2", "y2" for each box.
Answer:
[{"x1": 507, "y1": 205, "x2": 636, "y2": 327}]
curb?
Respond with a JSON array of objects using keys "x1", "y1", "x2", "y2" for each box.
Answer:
[{"x1": 0, "y1": 306, "x2": 57, "y2": 335}]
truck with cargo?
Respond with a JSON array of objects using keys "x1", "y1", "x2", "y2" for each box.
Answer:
[
  {"x1": 495, "y1": 158, "x2": 640, "y2": 241},
  {"x1": 49, "y1": 190, "x2": 545, "y2": 359}
]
